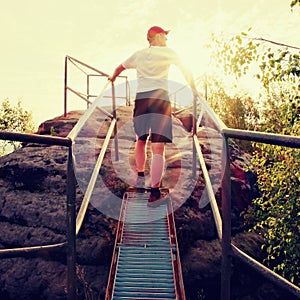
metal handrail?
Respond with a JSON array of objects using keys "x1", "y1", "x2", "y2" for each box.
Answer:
[
  {"x1": 0, "y1": 78, "x2": 120, "y2": 300},
  {"x1": 64, "y1": 55, "x2": 130, "y2": 116},
  {"x1": 67, "y1": 55, "x2": 109, "y2": 77},
  {"x1": 221, "y1": 128, "x2": 300, "y2": 299},
  {"x1": 0, "y1": 131, "x2": 71, "y2": 147},
  {"x1": 0, "y1": 56, "x2": 117, "y2": 298},
  {"x1": 231, "y1": 244, "x2": 300, "y2": 297},
  {"x1": 223, "y1": 127, "x2": 300, "y2": 148},
  {"x1": 196, "y1": 94, "x2": 227, "y2": 132},
  {"x1": 0, "y1": 130, "x2": 76, "y2": 300},
  {"x1": 74, "y1": 118, "x2": 116, "y2": 235},
  {"x1": 192, "y1": 93, "x2": 300, "y2": 299},
  {"x1": 0, "y1": 238, "x2": 66, "y2": 258},
  {"x1": 1, "y1": 53, "x2": 299, "y2": 299},
  {"x1": 193, "y1": 134, "x2": 222, "y2": 239}
]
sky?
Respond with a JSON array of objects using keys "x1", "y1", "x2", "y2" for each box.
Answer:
[{"x1": 1, "y1": 0, "x2": 299, "y2": 128}]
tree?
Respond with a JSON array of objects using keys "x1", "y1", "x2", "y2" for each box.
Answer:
[
  {"x1": 209, "y1": 27, "x2": 300, "y2": 130},
  {"x1": 205, "y1": 76, "x2": 259, "y2": 131},
  {"x1": 0, "y1": 99, "x2": 35, "y2": 155},
  {"x1": 208, "y1": 28, "x2": 300, "y2": 285}
]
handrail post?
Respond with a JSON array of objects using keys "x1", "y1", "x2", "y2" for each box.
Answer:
[
  {"x1": 204, "y1": 74, "x2": 208, "y2": 101},
  {"x1": 87, "y1": 74, "x2": 90, "y2": 109},
  {"x1": 64, "y1": 56, "x2": 68, "y2": 117},
  {"x1": 126, "y1": 77, "x2": 130, "y2": 106},
  {"x1": 192, "y1": 93, "x2": 197, "y2": 177},
  {"x1": 111, "y1": 82, "x2": 119, "y2": 161},
  {"x1": 221, "y1": 136, "x2": 232, "y2": 300},
  {"x1": 67, "y1": 146, "x2": 77, "y2": 300}
]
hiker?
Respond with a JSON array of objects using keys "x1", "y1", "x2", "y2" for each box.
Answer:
[{"x1": 108, "y1": 25, "x2": 197, "y2": 206}]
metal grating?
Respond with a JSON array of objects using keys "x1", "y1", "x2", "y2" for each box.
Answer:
[{"x1": 108, "y1": 190, "x2": 183, "y2": 300}]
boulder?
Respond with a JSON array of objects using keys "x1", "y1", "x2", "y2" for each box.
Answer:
[{"x1": 0, "y1": 106, "x2": 295, "y2": 300}]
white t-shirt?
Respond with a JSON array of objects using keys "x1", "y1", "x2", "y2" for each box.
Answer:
[{"x1": 122, "y1": 46, "x2": 191, "y2": 93}]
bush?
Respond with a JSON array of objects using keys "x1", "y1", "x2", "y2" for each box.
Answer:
[
  {"x1": 0, "y1": 99, "x2": 35, "y2": 155},
  {"x1": 246, "y1": 144, "x2": 300, "y2": 285}
]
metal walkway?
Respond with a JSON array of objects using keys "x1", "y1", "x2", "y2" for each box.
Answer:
[{"x1": 105, "y1": 189, "x2": 185, "y2": 300}]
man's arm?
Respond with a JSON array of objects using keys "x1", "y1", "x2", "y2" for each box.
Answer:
[
  {"x1": 108, "y1": 64, "x2": 126, "y2": 82},
  {"x1": 180, "y1": 65, "x2": 198, "y2": 95},
  {"x1": 171, "y1": 50, "x2": 198, "y2": 94}
]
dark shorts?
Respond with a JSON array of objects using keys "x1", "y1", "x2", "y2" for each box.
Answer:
[{"x1": 133, "y1": 91, "x2": 172, "y2": 143}]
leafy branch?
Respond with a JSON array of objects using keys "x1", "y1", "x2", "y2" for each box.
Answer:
[
  {"x1": 250, "y1": 37, "x2": 300, "y2": 51},
  {"x1": 290, "y1": 0, "x2": 300, "y2": 9}
]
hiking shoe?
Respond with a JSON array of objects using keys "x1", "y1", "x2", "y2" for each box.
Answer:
[
  {"x1": 147, "y1": 191, "x2": 169, "y2": 207},
  {"x1": 135, "y1": 176, "x2": 145, "y2": 189}
]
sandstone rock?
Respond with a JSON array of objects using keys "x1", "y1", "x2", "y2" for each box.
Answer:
[{"x1": 0, "y1": 106, "x2": 294, "y2": 300}]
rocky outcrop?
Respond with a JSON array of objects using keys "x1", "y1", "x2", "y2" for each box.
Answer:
[{"x1": 0, "y1": 107, "x2": 295, "y2": 300}]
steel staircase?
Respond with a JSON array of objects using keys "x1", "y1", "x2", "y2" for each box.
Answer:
[{"x1": 105, "y1": 189, "x2": 185, "y2": 300}]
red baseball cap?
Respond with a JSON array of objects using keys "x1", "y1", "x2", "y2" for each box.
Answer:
[{"x1": 147, "y1": 26, "x2": 170, "y2": 41}]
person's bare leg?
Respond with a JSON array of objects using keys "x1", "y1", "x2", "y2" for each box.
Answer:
[
  {"x1": 150, "y1": 142, "x2": 165, "y2": 188},
  {"x1": 135, "y1": 139, "x2": 147, "y2": 173},
  {"x1": 147, "y1": 142, "x2": 169, "y2": 206}
]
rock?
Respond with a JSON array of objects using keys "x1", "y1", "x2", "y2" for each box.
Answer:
[
  {"x1": 36, "y1": 110, "x2": 84, "y2": 137},
  {"x1": 0, "y1": 141, "x2": 116, "y2": 300},
  {"x1": 0, "y1": 106, "x2": 295, "y2": 300}
]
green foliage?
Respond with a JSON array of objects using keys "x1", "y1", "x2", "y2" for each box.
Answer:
[
  {"x1": 0, "y1": 99, "x2": 35, "y2": 155},
  {"x1": 246, "y1": 91, "x2": 300, "y2": 285},
  {"x1": 260, "y1": 88, "x2": 300, "y2": 134},
  {"x1": 204, "y1": 77, "x2": 259, "y2": 151},
  {"x1": 258, "y1": 47, "x2": 300, "y2": 90},
  {"x1": 290, "y1": 0, "x2": 300, "y2": 9},
  {"x1": 207, "y1": 24, "x2": 300, "y2": 286},
  {"x1": 247, "y1": 144, "x2": 300, "y2": 285},
  {"x1": 206, "y1": 77, "x2": 259, "y2": 131},
  {"x1": 210, "y1": 28, "x2": 259, "y2": 79},
  {"x1": 210, "y1": 28, "x2": 300, "y2": 91},
  {"x1": 50, "y1": 126, "x2": 57, "y2": 136}
]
